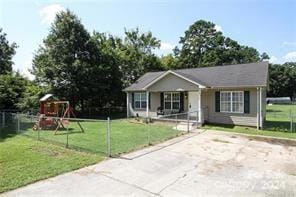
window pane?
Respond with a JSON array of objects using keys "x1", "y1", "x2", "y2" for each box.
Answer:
[
  {"x1": 141, "y1": 101, "x2": 147, "y2": 108},
  {"x1": 221, "y1": 102, "x2": 231, "y2": 112},
  {"x1": 172, "y1": 93, "x2": 180, "y2": 101},
  {"x1": 220, "y1": 92, "x2": 231, "y2": 112},
  {"x1": 134, "y1": 93, "x2": 141, "y2": 101},
  {"x1": 164, "y1": 102, "x2": 171, "y2": 109},
  {"x1": 232, "y1": 92, "x2": 243, "y2": 112},
  {"x1": 135, "y1": 101, "x2": 141, "y2": 108},
  {"x1": 141, "y1": 93, "x2": 147, "y2": 101},
  {"x1": 173, "y1": 102, "x2": 179, "y2": 109},
  {"x1": 164, "y1": 93, "x2": 171, "y2": 102}
]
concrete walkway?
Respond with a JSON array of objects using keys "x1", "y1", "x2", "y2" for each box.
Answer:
[{"x1": 4, "y1": 130, "x2": 296, "y2": 196}]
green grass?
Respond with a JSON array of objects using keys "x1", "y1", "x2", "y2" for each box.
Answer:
[
  {"x1": 203, "y1": 104, "x2": 296, "y2": 139},
  {"x1": 0, "y1": 118, "x2": 180, "y2": 193},
  {"x1": 0, "y1": 134, "x2": 104, "y2": 193},
  {"x1": 20, "y1": 119, "x2": 180, "y2": 156}
]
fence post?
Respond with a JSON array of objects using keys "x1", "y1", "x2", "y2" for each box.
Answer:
[
  {"x1": 17, "y1": 113, "x2": 20, "y2": 133},
  {"x1": 107, "y1": 117, "x2": 111, "y2": 157},
  {"x1": 291, "y1": 112, "x2": 294, "y2": 132},
  {"x1": 187, "y1": 112, "x2": 190, "y2": 133},
  {"x1": 2, "y1": 112, "x2": 5, "y2": 128},
  {"x1": 175, "y1": 115, "x2": 178, "y2": 131},
  {"x1": 290, "y1": 110, "x2": 293, "y2": 132},
  {"x1": 66, "y1": 121, "x2": 69, "y2": 148},
  {"x1": 196, "y1": 111, "x2": 199, "y2": 129},
  {"x1": 147, "y1": 120, "x2": 151, "y2": 145}
]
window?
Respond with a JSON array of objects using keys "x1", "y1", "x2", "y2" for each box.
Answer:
[
  {"x1": 134, "y1": 92, "x2": 147, "y2": 109},
  {"x1": 220, "y1": 91, "x2": 243, "y2": 113},
  {"x1": 164, "y1": 92, "x2": 180, "y2": 110}
]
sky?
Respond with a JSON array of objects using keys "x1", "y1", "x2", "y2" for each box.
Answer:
[{"x1": 0, "y1": 0, "x2": 295, "y2": 79}]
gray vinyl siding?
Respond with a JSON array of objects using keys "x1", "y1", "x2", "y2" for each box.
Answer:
[
  {"x1": 202, "y1": 88, "x2": 258, "y2": 127},
  {"x1": 147, "y1": 73, "x2": 199, "y2": 92}
]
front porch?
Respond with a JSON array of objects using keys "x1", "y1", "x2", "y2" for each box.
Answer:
[{"x1": 126, "y1": 90, "x2": 204, "y2": 124}]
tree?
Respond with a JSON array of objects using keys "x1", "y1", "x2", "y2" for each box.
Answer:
[
  {"x1": 17, "y1": 82, "x2": 47, "y2": 112},
  {"x1": 32, "y1": 10, "x2": 123, "y2": 110},
  {"x1": 0, "y1": 73, "x2": 28, "y2": 110},
  {"x1": 175, "y1": 20, "x2": 267, "y2": 68},
  {"x1": 119, "y1": 28, "x2": 162, "y2": 87},
  {"x1": 268, "y1": 62, "x2": 296, "y2": 100},
  {"x1": 90, "y1": 32, "x2": 123, "y2": 106},
  {"x1": 160, "y1": 54, "x2": 178, "y2": 69},
  {"x1": 0, "y1": 28, "x2": 17, "y2": 74}
]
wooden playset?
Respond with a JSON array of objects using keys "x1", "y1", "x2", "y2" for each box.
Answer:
[{"x1": 33, "y1": 94, "x2": 84, "y2": 134}]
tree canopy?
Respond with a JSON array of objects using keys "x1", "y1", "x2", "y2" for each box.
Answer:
[
  {"x1": 268, "y1": 62, "x2": 296, "y2": 100},
  {"x1": 118, "y1": 28, "x2": 162, "y2": 87},
  {"x1": 0, "y1": 28, "x2": 17, "y2": 74},
  {"x1": 173, "y1": 20, "x2": 266, "y2": 68},
  {"x1": 0, "y1": 73, "x2": 28, "y2": 110}
]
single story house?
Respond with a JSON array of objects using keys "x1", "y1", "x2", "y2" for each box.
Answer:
[{"x1": 124, "y1": 62, "x2": 268, "y2": 129}]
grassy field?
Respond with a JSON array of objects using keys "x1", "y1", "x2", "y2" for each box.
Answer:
[
  {"x1": 204, "y1": 104, "x2": 296, "y2": 139},
  {"x1": 20, "y1": 118, "x2": 180, "y2": 156},
  {"x1": 0, "y1": 134, "x2": 104, "y2": 193}
]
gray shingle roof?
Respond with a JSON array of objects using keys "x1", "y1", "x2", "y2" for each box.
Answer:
[{"x1": 124, "y1": 62, "x2": 268, "y2": 91}]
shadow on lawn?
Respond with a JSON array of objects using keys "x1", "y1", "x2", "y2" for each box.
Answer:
[
  {"x1": 264, "y1": 120, "x2": 293, "y2": 132},
  {"x1": 266, "y1": 109, "x2": 283, "y2": 113}
]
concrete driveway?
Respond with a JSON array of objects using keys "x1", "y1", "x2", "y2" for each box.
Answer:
[{"x1": 4, "y1": 130, "x2": 296, "y2": 196}]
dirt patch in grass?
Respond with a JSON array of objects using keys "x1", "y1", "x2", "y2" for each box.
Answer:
[{"x1": 32, "y1": 147, "x2": 65, "y2": 157}]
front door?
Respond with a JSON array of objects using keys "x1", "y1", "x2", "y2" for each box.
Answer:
[{"x1": 188, "y1": 91, "x2": 199, "y2": 114}]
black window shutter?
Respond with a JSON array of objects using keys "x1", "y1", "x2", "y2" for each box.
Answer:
[
  {"x1": 131, "y1": 93, "x2": 134, "y2": 109},
  {"x1": 149, "y1": 92, "x2": 151, "y2": 109},
  {"x1": 160, "y1": 92, "x2": 164, "y2": 109},
  {"x1": 244, "y1": 91, "x2": 250, "y2": 113},
  {"x1": 180, "y1": 92, "x2": 184, "y2": 112},
  {"x1": 215, "y1": 91, "x2": 220, "y2": 112}
]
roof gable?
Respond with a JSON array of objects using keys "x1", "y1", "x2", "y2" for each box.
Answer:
[
  {"x1": 143, "y1": 70, "x2": 205, "y2": 90},
  {"x1": 146, "y1": 72, "x2": 202, "y2": 92}
]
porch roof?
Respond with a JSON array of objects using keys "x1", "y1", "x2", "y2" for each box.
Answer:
[{"x1": 124, "y1": 62, "x2": 268, "y2": 91}]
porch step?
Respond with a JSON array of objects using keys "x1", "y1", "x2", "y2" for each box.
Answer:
[{"x1": 173, "y1": 121, "x2": 201, "y2": 131}]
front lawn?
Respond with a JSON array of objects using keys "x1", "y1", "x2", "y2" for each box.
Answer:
[
  {"x1": 0, "y1": 118, "x2": 181, "y2": 193},
  {"x1": 203, "y1": 104, "x2": 296, "y2": 139},
  {"x1": 19, "y1": 118, "x2": 180, "y2": 156},
  {"x1": 0, "y1": 134, "x2": 104, "y2": 193}
]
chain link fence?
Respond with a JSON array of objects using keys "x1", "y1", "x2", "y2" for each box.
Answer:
[
  {"x1": 265, "y1": 108, "x2": 296, "y2": 132},
  {"x1": 0, "y1": 111, "x2": 199, "y2": 157}
]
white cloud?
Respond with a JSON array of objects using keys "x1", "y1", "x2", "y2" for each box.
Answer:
[
  {"x1": 160, "y1": 42, "x2": 175, "y2": 51},
  {"x1": 40, "y1": 4, "x2": 65, "y2": 25},
  {"x1": 282, "y1": 41, "x2": 296, "y2": 46},
  {"x1": 214, "y1": 25, "x2": 223, "y2": 32},
  {"x1": 268, "y1": 56, "x2": 278, "y2": 64},
  {"x1": 283, "y1": 51, "x2": 296, "y2": 62}
]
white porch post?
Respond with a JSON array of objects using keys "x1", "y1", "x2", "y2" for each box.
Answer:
[
  {"x1": 256, "y1": 87, "x2": 260, "y2": 130},
  {"x1": 126, "y1": 92, "x2": 129, "y2": 118},
  {"x1": 146, "y1": 91, "x2": 149, "y2": 117},
  {"x1": 198, "y1": 89, "x2": 203, "y2": 123}
]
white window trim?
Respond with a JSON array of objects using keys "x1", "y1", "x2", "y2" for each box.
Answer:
[
  {"x1": 134, "y1": 92, "x2": 147, "y2": 109},
  {"x1": 164, "y1": 92, "x2": 180, "y2": 110},
  {"x1": 220, "y1": 91, "x2": 244, "y2": 114}
]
